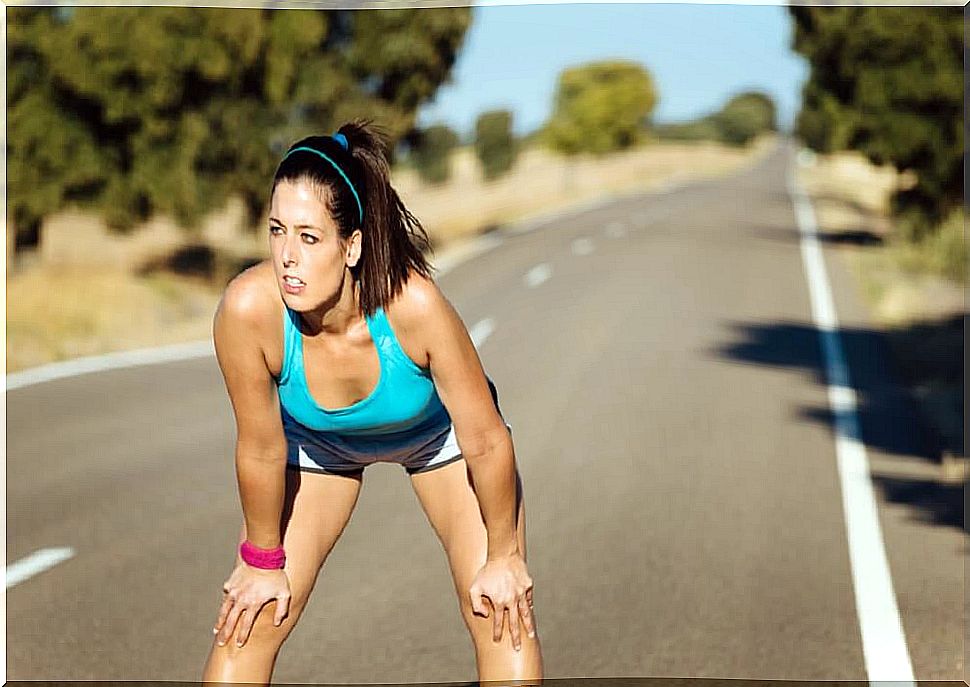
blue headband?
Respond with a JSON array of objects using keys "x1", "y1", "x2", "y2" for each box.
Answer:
[{"x1": 282, "y1": 137, "x2": 363, "y2": 225}]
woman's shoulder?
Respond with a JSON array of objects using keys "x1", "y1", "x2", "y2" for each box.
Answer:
[
  {"x1": 385, "y1": 269, "x2": 444, "y2": 327},
  {"x1": 218, "y1": 259, "x2": 281, "y2": 321},
  {"x1": 383, "y1": 269, "x2": 447, "y2": 369},
  {"x1": 215, "y1": 259, "x2": 284, "y2": 373}
]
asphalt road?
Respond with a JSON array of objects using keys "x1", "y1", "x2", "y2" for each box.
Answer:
[{"x1": 6, "y1": 138, "x2": 964, "y2": 682}]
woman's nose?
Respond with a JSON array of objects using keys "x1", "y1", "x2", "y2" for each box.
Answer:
[{"x1": 281, "y1": 236, "x2": 296, "y2": 265}]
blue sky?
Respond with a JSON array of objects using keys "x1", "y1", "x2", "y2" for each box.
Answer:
[{"x1": 416, "y1": 3, "x2": 810, "y2": 139}]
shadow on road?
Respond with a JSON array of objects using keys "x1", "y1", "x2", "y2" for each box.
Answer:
[{"x1": 714, "y1": 316, "x2": 965, "y2": 534}]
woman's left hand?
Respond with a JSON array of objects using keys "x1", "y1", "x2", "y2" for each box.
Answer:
[{"x1": 469, "y1": 552, "x2": 536, "y2": 651}]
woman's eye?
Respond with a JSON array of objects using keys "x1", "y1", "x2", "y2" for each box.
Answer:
[
  {"x1": 269, "y1": 225, "x2": 282, "y2": 235},
  {"x1": 302, "y1": 234, "x2": 317, "y2": 244}
]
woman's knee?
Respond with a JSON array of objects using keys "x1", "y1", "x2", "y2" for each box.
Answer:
[
  {"x1": 458, "y1": 596, "x2": 541, "y2": 658},
  {"x1": 213, "y1": 593, "x2": 308, "y2": 657}
]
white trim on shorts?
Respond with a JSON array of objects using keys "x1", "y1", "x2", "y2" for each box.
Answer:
[{"x1": 285, "y1": 419, "x2": 513, "y2": 476}]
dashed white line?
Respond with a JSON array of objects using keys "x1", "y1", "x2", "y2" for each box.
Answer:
[
  {"x1": 469, "y1": 318, "x2": 495, "y2": 348},
  {"x1": 7, "y1": 547, "x2": 75, "y2": 589},
  {"x1": 788, "y1": 157, "x2": 915, "y2": 684},
  {"x1": 571, "y1": 237, "x2": 595, "y2": 256},
  {"x1": 524, "y1": 263, "x2": 552, "y2": 288}
]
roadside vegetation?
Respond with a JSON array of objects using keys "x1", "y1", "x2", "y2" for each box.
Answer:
[{"x1": 789, "y1": 6, "x2": 964, "y2": 472}]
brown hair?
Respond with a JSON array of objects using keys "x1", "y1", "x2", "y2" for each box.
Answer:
[{"x1": 270, "y1": 118, "x2": 435, "y2": 317}]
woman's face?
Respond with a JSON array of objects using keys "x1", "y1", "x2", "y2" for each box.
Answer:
[{"x1": 268, "y1": 179, "x2": 359, "y2": 309}]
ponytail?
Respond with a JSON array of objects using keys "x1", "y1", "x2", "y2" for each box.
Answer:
[{"x1": 337, "y1": 119, "x2": 436, "y2": 316}]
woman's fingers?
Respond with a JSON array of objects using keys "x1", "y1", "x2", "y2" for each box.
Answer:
[
  {"x1": 217, "y1": 602, "x2": 244, "y2": 646},
  {"x1": 234, "y1": 607, "x2": 252, "y2": 647},
  {"x1": 507, "y1": 601, "x2": 522, "y2": 650},
  {"x1": 518, "y1": 594, "x2": 537, "y2": 639},
  {"x1": 274, "y1": 591, "x2": 291, "y2": 626},
  {"x1": 214, "y1": 592, "x2": 234, "y2": 635},
  {"x1": 492, "y1": 604, "x2": 506, "y2": 643},
  {"x1": 469, "y1": 584, "x2": 489, "y2": 618}
]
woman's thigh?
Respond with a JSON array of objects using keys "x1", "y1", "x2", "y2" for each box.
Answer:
[
  {"x1": 217, "y1": 466, "x2": 363, "y2": 649},
  {"x1": 408, "y1": 459, "x2": 541, "y2": 673}
]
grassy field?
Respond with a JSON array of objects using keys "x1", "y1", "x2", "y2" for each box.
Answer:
[
  {"x1": 796, "y1": 150, "x2": 965, "y2": 475},
  {"x1": 6, "y1": 135, "x2": 776, "y2": 375}
]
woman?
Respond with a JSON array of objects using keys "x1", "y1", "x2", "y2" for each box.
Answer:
[{"x1": 201, "y1": 119, "x2": 543, "y2": 683}]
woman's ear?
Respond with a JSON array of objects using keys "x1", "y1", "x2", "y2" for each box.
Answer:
[{"x1": 346, "y1": 229, "x2": 363, "y2": 268}]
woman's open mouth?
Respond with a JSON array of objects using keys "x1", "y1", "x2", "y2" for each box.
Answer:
[{"x1": 282, "y1": 275, "x2": 305, "y2": 294}]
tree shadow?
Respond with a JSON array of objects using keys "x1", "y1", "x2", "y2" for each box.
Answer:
[
  {"x1": 711, "y1": 316, "x2": 965, "y2": 533},
  {"x1": 869, "y1": 472, "x2": 966, "y2": 533},
  {"x1": 747, "y1": 223, "x2": 884, "y2": 247},
  {"x1": 135, "y1": 242, "x2": 264, "y2": 287}
]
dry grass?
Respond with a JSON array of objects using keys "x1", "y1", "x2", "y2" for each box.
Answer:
[
  {"x1": 6, "y1": 266, "x2": 222, "y2": 372},
  {"x1": 6, "y1": 135, "x2": 775, "y2": 374},
  {"x1": 796, "y1": 150, "x2": 963, "y2": 324},
  {"x1": 397, "y1": 133, "x2": 778, "y2": 247}
]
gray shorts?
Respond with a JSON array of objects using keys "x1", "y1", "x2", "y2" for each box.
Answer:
[{"x1": 284, "y1": 413, "x2": 513, "y2": 477}]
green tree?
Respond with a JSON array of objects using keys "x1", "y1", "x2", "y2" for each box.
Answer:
[
  {"x1": 474, "y1": 109, "x2": 517, "y2": 181},
  {"x1": 789, "y1": 6, "x2": 963, "y2": 238},
  {"x1": 712, "y1": 91, "x2": 777, "y2": 146},
  {"x1": 543, "y1": 60, "x2": 658, "y2": 155},
  {"x1": 410, "y1": 123, "x2": 460, "y2": 185},
  {"x1": 7, "y1": 6, "x2": 472, "y2": 256}
]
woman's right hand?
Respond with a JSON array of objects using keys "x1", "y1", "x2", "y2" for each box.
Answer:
[{"x1": 214, "y1": 562, "x2": 291, "y2": 648}]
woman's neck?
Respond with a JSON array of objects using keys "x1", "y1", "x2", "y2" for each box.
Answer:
[{"x1": 300, "y1": 273, "x2": 362, "y2": 338}]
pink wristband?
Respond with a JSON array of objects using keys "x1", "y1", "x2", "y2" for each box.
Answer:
[{"x1": 240, "y1": 540, "x2": 286, "y2": 569}]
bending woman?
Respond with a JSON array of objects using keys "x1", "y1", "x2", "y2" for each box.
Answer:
[{"x1": 201, "y1": 118, "x2": 543, "y2": 683}]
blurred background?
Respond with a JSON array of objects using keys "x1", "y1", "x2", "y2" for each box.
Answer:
[{"x1": 5, "y1": 1, "x2": 965, "y2": 682}]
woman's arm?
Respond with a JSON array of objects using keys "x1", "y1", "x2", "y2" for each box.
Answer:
[
  {"x1": 403, "y1": 277, "x2": 519, "y2": 558},
  {"x1": 212, "y1": 275, "x2": 289, "y2": 550}
]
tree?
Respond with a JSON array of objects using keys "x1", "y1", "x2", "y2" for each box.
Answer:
[
  {"x1": 7, "y1": 6, "x2": 472, "y2": 256},
  {"x1": 474, "y1": 109, "x2": 518, "y2": 181},
  {"x1": 712, "y1": 91, "x2": 777, "y2": 146},
  {"x1": 789, "y1": 6, "x2": 962, "y2": 238},
  {"x1": 543, "y1": 60, "x2": 658, "y2": 156},
  {"x1": 410, "y1": 124, "x2": 460, "y2": 185}
]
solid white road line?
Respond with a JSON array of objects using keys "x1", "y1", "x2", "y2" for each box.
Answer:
[
  {"x1": 571, "y1": 237, "x2": 595, "y2": 256},
  {"x1": 469, "y1": 318, "x2": 495, "y2": 348},
  {"x1": 524, "y1": 263, "x2": 552, "y2": 288},
  {"x1": 605, "y1": 222, "x2": 627, "y2": 238},
  {"x1": 6, "y1": 547, "x2": 76, "y2": 589},
  {"x1": 788, "y1": 159, "x2": 915, "y2": 684},
  {"x1": 5, "y1": 340, "x2": 215, "y2": 391},
  {"x1": 5, "y1": 235, "x2": 507, "y2": 391}
]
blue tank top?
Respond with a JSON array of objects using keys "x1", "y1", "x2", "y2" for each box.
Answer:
[{"x1": 276, "y1": 303, "x2": 450, "y2": 437}]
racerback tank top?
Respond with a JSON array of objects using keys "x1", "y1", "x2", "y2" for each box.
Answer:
[{"x1": 276, "y1": 303, "x2": 450, "y2": 436}]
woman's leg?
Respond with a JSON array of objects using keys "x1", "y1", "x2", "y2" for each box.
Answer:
[
  {"x1": 202, "y1": 466, "x2": 363, "y2": 684},
  {"x1": 409, "y1": 458, "x2": 543, "y2": 682}
]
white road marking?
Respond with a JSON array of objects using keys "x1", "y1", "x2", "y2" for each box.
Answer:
[
  {"x1": 788, "y1": 157, "x2": 915, "y2": 684},
  {"x1": 6, "y1": 547, "x2": 75, "y2": 589},
  {"x1": 524, "y1": 263, "x2": 552, "y2": 288},
  {"x1": 571, "y1": 237, "x2": 595, "y2": 256},
  {"x1": 605, "y1": 222, "x2": 627, "y2": 238},
  {"x1": 4, "y1": 174, "x2": 683, "y2": 390},
  {"x1": 5, "y1": 340, "x2": 215, "y2": 391},
  {"x1": 6, "y1": 234, "x2": 507, "y2": 390},
  {"x1": 469, "y1": 318, "x2": 495, "y2": 348}
]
